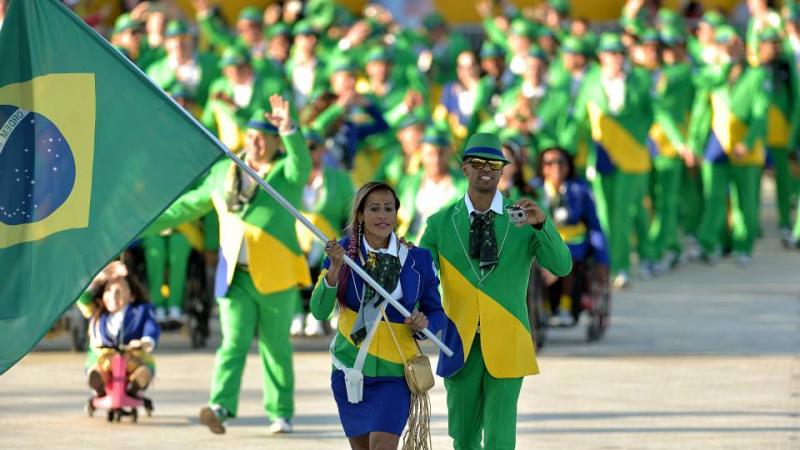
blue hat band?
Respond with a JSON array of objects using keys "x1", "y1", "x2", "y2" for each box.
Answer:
[
  {"x1": 463, "y1": 146, "x2": 505, "y2": 160},
  {"x1": 247, "y1": 121, "x2": 279, "y2": 134}
]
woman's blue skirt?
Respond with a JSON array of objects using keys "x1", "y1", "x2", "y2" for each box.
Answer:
[{"x1": 331, "y1": 370, "x2": 410, "y2": 437}]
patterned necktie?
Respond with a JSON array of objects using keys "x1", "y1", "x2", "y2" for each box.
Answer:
[
  {"x1": 469, "y1": 211, "x2": 498, "y2": 269},
  {"x1": 350, "y1": 251, "x2": 402, "y2": 345}
]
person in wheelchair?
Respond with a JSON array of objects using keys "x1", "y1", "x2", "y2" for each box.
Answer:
[
  {"x1": 531, "y1": 146, "x2": 609, "y2": 327},
  {"x1": 77, "y1": 261, "x2": 160, "y2": 398}
]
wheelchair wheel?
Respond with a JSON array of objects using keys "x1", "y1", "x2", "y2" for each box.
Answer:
[
  {"x1": 586, "y1": 277, "x2": 611, "y2": 342},
  {"x1": 70, "y1": 315, "x2": 89, "y2": 352},
  {"x1": 86, "y1": 398, "x2": 95, "y2": 417},
  {"x1": 185, "y1": 251, "x2": 211, "y2": 349},
  {"x1": 526, "y1": 264, "x2": 548, "y2": 350}
]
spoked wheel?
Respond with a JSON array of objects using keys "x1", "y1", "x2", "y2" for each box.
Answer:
[
  {"x1": 586, "y1": 278, "x2": 611, "y2": 342},
  {"x1": 526, "y1": 264, "x2": 548, "y2": 350},
  {"x1": 86, "y1": 398, "x2": 95, "y2": 417}
]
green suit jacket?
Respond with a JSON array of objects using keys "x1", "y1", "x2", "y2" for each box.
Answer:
[{"x1": 420, "y1": 194, "x2": 572, "y2": 378}]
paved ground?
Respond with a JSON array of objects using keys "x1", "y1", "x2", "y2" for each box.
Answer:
[{"x1": 2, "y1": 185, "x2": 799, "y2": 449}]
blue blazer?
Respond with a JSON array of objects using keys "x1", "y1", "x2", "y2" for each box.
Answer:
[
  {"x1": 323, "y1": 236, "x2": 446, "y2": 335},
  {"x1": 89, "y1": 302, "x2": 161, "y2": 349}
]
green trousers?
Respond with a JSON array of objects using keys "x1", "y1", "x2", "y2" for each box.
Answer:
[
  {"x1": 697, "y1": 163, "x2": 761, "y2": 256},
  {"x1": 445, "y1": 339, "x2": 523, "y2": 450},
  {"x1": 209, "y1": 269, "x2": 296, "y2": 420},
  {"x1": 793, "y1": 196, "x2": 800, "y2": 240},
  {"x1": 648, "y1": 156, "x2": 683, "y2": 259},
  {"x1": 678, "y1": 166, "x2": 704, "y2": 238},
  {"x1": 770, "y1": 148, "x2": 796, "y2": 229},
  {"x1": 593, "y1": 171, "x2": 649, "y2": 274},
  {"x1": 143, "y1": 233, "x2": 192, "y2": 309}
]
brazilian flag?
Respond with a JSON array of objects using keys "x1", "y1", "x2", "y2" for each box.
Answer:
[{"x1": 0, "y1": 0, "x2": 222, "y2": 372}]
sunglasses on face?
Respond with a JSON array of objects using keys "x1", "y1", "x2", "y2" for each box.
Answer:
[
  {"x1": 467, "y1": 158, "x2": 505, "y2": 171},
  {"x1": 542, "y1": 158, "x2": 566, "y2": 166}
]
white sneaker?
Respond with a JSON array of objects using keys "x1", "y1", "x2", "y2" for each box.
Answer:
[
  {"x1": 303, "y1": 313, "x2": 324, "y2": 336},
  {"x1": 735, "y1": 253, "x2": 752, "y2": 268},
  {"x1": 269, "y1": 417, "x2": 292, "y2": 434},
  {"x1": 613, "y1": 272, "x2": 631, "y2": 290},
  {"x1": 290, "y1": 314, "x2": 304, "y2": 337},
  {"x1": 780, "y1": 228, "x2": 793, "y2": 248},
  {"x1": 558, "y1": 310, "x2": 574, "y2": 327},
  {"x1": 168, "y1": 306, "x2": 182, "y2": 321},
  {"x1": 637, "y1": 262, "x2": 655, "y2": 280},
  {"x1": 155, "y1": 307, "x2": 166, "y2": 323}
]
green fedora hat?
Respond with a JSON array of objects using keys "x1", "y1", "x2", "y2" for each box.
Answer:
[{"x1": 462, "y1": 133, "x2": 510, "y2": 164}]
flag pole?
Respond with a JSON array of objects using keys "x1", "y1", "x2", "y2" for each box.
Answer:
[{"x1": 220, "y1": 147, "x2": 454, "y2": 358}]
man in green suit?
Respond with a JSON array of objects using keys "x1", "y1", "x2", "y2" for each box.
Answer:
[
  {"x1": 146, "y1": 20, "x2": 220, "y2": 109},
  {"x1": 421, "y1": 133, "x2": 572, "y2": 450},
  {"x1": 145, "y1": 95, "x2": 311, "y2": 435},
  {"x1": 201, "y1": 46, "x2": 287, "y2": 150}
]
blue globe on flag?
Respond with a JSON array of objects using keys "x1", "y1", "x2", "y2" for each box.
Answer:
[{"x1": 0, "y1": 105, "x2": 77, "y2": 225}]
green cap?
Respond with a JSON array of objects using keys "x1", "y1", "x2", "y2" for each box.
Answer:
[
  {"x1": 639, "y1": 28, "x2": 660, "y2": 44},
  {"x1": 510, "y1": 19, "x2": 534, "y2": 38},
  {"x1": 480, "y1": 41, "x2": 505, "y2": 59},
  {"x1": 302, "y1": 128, "x2": 325, "y2": 146},
  {"x1": 292, "y1": 20, "x2": 316, "y2": 36},
  {"x1": 365, "y1": 47, "x2": 391, "y2": 63},
  {"x1": 422, "y1": 12, "x2": 445, "y2": 29},
  {"x1": 246, "y1": 109, "x2": 279, "y2": 135},
  {"x1": 759, "y1": 27, "x2": 781, "y2": 42},
  {"x1": 598, "y1": 32, "x2": 625, "y2": 53},
  {"x1": 548, "y1": 0, "x2": 570, "y2": 15},
  {"x1": 561, "y1": 36, "x2": 586, "y2": 55},
  {"x1": 113, "y1": 14, "x2": 143, "y2": 34},
  {"x1": 538, "y1": 27, "x2": 556, "y2": 39},
  {"x1": 423, "y1": 127, "x2": 451, "y2": 148},
  {"x1": 164, "y1": 20, "x2": 190, "y2": 38},
  {"x1": 527, "y1": 45, "x2": 548, "y2": 61},
  {"x1": 660, "y1": 26, "x2": 686, "y2": 46},
  {"x1": 701, "y1": 11, "x2": 726, "y2": 28},
  {"x1": 239, "y1": 6, "x2": 262, "y2": 23},
  {"x1": 715, "y1": 25, "x2": 739, "y2": 44},
  {"x1": 267, "y1": 23, "x2": 291, "y2": 39},
  {"x1": 462, "y1": 133, "x2": 510, "y2": 164},
  {"x1": 656, "y1": 8, "x2": 681, "y2": 27},
  {"x1": 333, "y1": 7, "x2": 356, "y2": 27},
  {"x1": 329, "y1": 56, "x2": 357, "y2": 74},
  {"x1": 218, "y1": 46, "x2": 250, "y2": 68}
]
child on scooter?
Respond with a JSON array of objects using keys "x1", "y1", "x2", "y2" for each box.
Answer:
[{"x1": 77, "y1": 260, "x2": 160, "y2": 398}]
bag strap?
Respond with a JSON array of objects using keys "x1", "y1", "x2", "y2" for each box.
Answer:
[{"x1": 380, "y1": 307, "x2": 423, "y2": 364}]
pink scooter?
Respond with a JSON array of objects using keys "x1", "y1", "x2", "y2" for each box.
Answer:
[{"x1": 86, "y1": 346, "x2": 153, "y2": 422}]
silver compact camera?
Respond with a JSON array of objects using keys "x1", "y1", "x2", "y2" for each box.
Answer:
[{"x1": 506, "y1": 205, "x2": 527, "y2": 224}]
